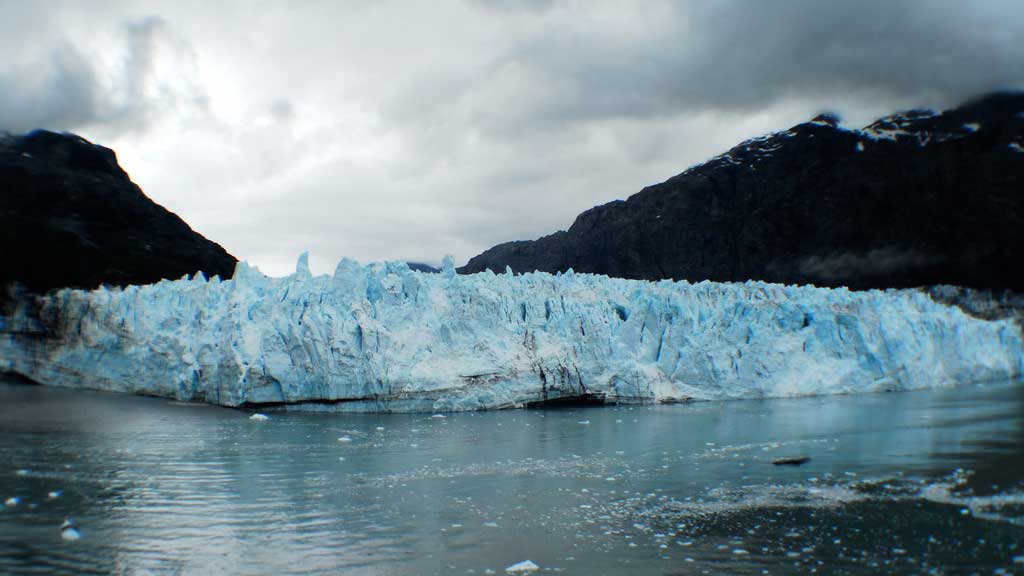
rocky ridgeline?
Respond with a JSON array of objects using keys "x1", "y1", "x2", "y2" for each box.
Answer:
[
  {"x1": 0, "y1": 130, "x2": 236, "y2": 298},
  {"x1": 460, "y1": 92, "x2": 1024, "y2": 291}
]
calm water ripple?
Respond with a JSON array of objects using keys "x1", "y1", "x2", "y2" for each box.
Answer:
[{"x1": 1, "y1": 377, "x2": 1023, "y2": 575}]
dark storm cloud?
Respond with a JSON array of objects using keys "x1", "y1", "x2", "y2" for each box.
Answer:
[
  {"x1": 389, "y1": 0, "x2": 1024, "y2": 140},
  {"x1": 672, "y1": 0, "x2": 1024, "y2": 110},
  {"x1": 2, "y1": 1, "x2": 1022, "y2": 274},
  {"x1": 0, "y1": 42, "x2": 100, "y2": 134},
  {"x1": 0, "y1": 15, "x2": 206, "y2": 135}
]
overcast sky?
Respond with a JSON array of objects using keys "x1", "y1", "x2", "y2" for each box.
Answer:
[{"x1": 2, "y1": 0, "x2": 1022, "y2": 276}]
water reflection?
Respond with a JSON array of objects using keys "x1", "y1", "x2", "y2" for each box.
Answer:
[{"x1": 1, "y1": 378, "x2": 1022, "y2": 575}]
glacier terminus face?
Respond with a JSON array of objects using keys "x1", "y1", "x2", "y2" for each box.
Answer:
[{"x1": 1, "y1": 253, "x2": 1021, "y2": 412}]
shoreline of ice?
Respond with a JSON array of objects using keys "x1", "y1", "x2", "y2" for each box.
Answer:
[{"x1": 1, "y1": 254, "x2": 1021, "y2": 412}]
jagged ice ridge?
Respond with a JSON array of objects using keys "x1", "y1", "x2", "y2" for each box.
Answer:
[{"x1": 1, "y1": 254, "x2": 1021, "y2": 412}]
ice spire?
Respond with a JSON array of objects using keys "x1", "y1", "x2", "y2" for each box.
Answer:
[
  {"x1": 295, "y1": 252, "x2": 311, "y2": 280},
  {"x1": 441, "y1": 254, "x2": 456, "y2": 278}
]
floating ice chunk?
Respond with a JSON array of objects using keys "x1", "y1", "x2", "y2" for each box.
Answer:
[
  {"x1": 733, "y1": 549, "x2": 749, "y2": 555},
  {"x1": 60, "y1": 519, "x2": 81, "y2": 541},
  {"x1": 577, "y1": 420, "x2": 590, "y2": 425},
  {"x1": 962, "y1": 122, "x2": 980, "y2": 132},
  {"x1": 376, "y1": 426, "x2": 385, "y2": 431},
  {"x1": 47, "y1": 491, "x2": 62, "y2": 499},
  {"x1": 15, "y1": 469, "x2": 29, "y2": 476},
  {"x1": 4, "y1": 497, "x2": 19, "y2": 507},
  {"x1": 483, "y1": 522, "x2": 500, "y2": 528},
  {"x1": 505, "y1": 560, "x2": 539, "y2": 573},
  {"x1": 249, "y1": 413, "x2": 269, "y2": 421},
  {"x1": 855, "y1": 141, "x2": 864, "y2": 152},
  {"x1": 337, "y1": 436, "x2": 352, "y2": 443},
  {"x1": 431, "y1": 414, "x2": 446, "y2": 419}
]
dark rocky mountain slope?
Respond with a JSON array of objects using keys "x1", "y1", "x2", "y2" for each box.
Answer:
[
  {"x1": 460, "y1": 92, "x2": 1024, "y2": 290},
  {"x1": 1, "y1": 130, "x2": 236, "y2": 296}
]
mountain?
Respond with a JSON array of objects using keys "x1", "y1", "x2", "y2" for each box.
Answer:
[
  {"x1": 0, "y1": 130, "x2": 237, "y2": 296},
  {"x1": 459, "y1": 92, "x2": 1024, "y2": 290}
]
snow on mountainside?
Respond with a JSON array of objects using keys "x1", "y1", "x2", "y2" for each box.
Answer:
[
  {"x1": 460, "y1": 92, "x2": 1024, "y2": 290},
  {"x1": 2, "y1": 255, "x2": 1021, "y2": 413}
]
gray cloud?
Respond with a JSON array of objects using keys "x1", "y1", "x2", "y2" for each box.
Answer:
[
  {"x1": 0, "y1": 15, "x2": 207, "y2": 136},
  {"x1": 1, "y1": 1, "x2": 1022, "y2": 275},
  {"x1": 469, "y1": 0, "x2": 553, "y2": 12},
  {"x1": 389, "y1": 0, "x2": 1024, "y2": 141},
  {"x1": 0, "y1": 41, "x2": 99, "y2": 134},
  {"x1": 676, "y1": 0, "x2": 1024, "y2": 110}
]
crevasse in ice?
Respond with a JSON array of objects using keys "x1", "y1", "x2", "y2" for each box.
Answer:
[{"x1": 1, "y1": 254, "x2": 1021, "y2": 412}]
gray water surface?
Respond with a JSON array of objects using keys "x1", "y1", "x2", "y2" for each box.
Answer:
[{"x1": 1, "y1": 378, "x2": 1023, "y2": 575}]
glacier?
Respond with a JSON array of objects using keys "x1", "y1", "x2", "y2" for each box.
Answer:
[{"x1": 1, "y1": 254, "x2": 1021, "y2": 412}]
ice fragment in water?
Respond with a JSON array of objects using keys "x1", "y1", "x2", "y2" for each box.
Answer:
[
  {"x1": 505, "y1": 560, "x2": 539, "y2": 573},
  {"x1": 773, "y1": 456, "x2": 811, "y2": 466},
  {"x1": 60, "y1": 519, "x2": 81, "y2": 541},
  {"x1": 249, "y1": 413, "x2": 269, "y2": 421}
]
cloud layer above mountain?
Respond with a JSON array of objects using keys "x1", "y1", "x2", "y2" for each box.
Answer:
[{"x1": 2, "y1": 0, "x2": 1022, "y2": 275}]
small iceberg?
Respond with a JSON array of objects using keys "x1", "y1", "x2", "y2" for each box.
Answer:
[
  {"x1": 61, "y1": 519, "x2": 81, "y2": 541},
  {"x1": 249, "y1": 413, "x2": 269, "y2": 421},
  {"x1": 4, "y1": 496, "x2": 20, "y2": 507},
  {"x1": 505, "y1": 560, "x2": 539, "y2": 573},
  {"x1": 773, "y1": 456, "x2": 812, "y2": 466}
]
